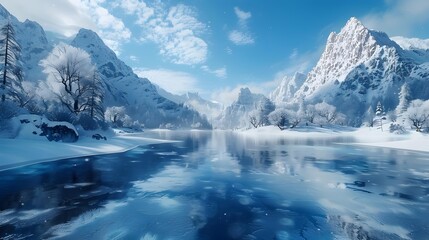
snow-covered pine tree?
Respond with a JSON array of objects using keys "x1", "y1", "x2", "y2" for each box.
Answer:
[
  {"x1": 375, "y1": 101, "x2": 383, "y2": 116},
  {"x1": 374, "y1": 101, "x2": 386, "y2": 131},
  {"x1": 75, "y1": 70, "x2": 105, "y2": 130},
  {"x1": 86, "y1": 70, "x2": 104, "y2": 121},
  {"x1": 395, "y1": 83, "x2": 410, "y2": 124},
  {"x1": 0, "y1": 21, "x2": 23, "y2": 103}
]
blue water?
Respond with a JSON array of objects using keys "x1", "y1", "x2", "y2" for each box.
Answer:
[{"x1": 1, "y1": 131, "x2": 429, "y2": 239}]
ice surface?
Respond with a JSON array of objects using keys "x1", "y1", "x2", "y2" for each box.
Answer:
[{"x1": 1, "y1": 131, "x2": 429, "y2": 239}]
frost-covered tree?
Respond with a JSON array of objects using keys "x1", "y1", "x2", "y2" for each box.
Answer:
[
  {"x1": 406, "y1": 99, "x2": 429, "y2": 132},
  {"x1": 40, "y1": 43, "x2": 95, "y2": 115},
  {"x1": 315, "y1": 102, "x2": 337, "y2": 127},
  {"x1": 285, "y1": 109, "x2": 301, "y2": 128},
  {"x1": 333, "y1": 113, "x2": 347, "y2": 125},
  {"x1": 304, "y1": 104, "x2": 317, "y2": 124},
  {"x1": 248, "y1": 97, "x2": 275, "y2": 128},
  {"x1": 249, "y1": 114, "x2": 260, "y2": 128},
  {"x1": 268, "y1": 108, "x2": 288, "y2": 130},
  {"x1": 105, "y1": 106, "x2": 133, "y2": 128},
  {"x1": 0, "y1": 21, "x2": 23, "y2": 103}
]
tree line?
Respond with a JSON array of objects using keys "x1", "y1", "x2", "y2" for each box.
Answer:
[{"x1": 249, "y1": 87, "x2": 429, "y2": 133}]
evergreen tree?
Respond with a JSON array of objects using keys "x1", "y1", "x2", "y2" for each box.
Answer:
[
  {"x1": 375, "y1": 101, "x2": 383, "y2": 116},
  {"x1": 0, "y1": 21, "x2": 23, "y2": 103},
  {"x1": 85, "y1": 70, "x2": 104, "y2": 121},
  {"x1": 395, "y1": 83, "x2": 410, "y2": 124},
  {"x1": 374, "y1": 101, "x2": 386, "y2": 131}
]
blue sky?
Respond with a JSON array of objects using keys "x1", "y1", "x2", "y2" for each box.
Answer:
[{"x1": 3, "y1": 0, "x2": 429, "y2": 104}]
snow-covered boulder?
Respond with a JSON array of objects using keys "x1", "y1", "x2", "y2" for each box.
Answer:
[{"x1": 11, "y1": 115, "x2": 79, "y2": 142}]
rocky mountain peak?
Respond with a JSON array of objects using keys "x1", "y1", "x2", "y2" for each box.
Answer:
[
  {"x1": 237, "y1": 87, "x2": 254, "y2": 105},
  {"x1": 71, "y1": 28, "x2": 134, "y2": 79},
  {"x1": 297, "y1": 17, "x2": 404, "y2": 100},
  {"x1": 74, "y1": 29, "x2": 106, "y2": 47}
]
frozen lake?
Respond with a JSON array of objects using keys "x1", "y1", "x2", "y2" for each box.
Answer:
[{"x1": 1, "y1": 131, "x2": 429, "y2": 239}]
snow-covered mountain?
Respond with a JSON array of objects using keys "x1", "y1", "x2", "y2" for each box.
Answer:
[
  {"x1": 270, "y1": 72, "x2": 306, "y2": 105},
  {"x1": 155, "y1": 87, "x2": 223, "y2": 121},
  {"x1": 70, "y1": 29, "x2": 211, "y2": 129},
  {"x1": 216, "y1": 87, "x2": 268, "y2": 129},
  {"x1": 289, "y1": 17, "x2": 429, "y2": 125},
  {"x1": 0, "y1": 4, "x2": 211, "y2": 129}
]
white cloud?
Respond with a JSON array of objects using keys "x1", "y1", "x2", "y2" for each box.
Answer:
[
  {"x1": 234, "y1": 7, "x2": 251, "y2": 25},
  {"x1": 229, "y1": 7, "x2": 254, "y2": 45},
  {"x1": 228, "y1": 30, "x2": 255, "y2": 45},
  {"x1": 361, "y1": 0, "x2": 429, "y2": 37},
  {"x1": 129, "y1": 55, "x2": 138, "y2": 62},
  {"x1": 1, "y1": 0, "x2": 131, "y2": 55},
  {"x1": 133, "y1": 68, "x2": 201, "y2": 95},
  {"x1": 201, "y1": 65, "x2": 227, "y2": 78},
  {"x1": 117, "y1": 2, "x2": 208, "y2": 65},
  {"x1": 112, "y1": 0, "x2": 154, "y2": 24}
]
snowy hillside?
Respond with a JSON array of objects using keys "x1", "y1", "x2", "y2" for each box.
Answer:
[
  {"x1": 288, "y1": 17, "x2": 429, "y2": 125},
  {"x1": 0, "y1": 4, "x2": 210, "y2": 129}
]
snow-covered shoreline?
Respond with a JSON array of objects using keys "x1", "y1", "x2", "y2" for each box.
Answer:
[
  {"x1": 238, "y1": 125, "x2": 428, "y2": 154},
  {"x1": 0, "y1": 134, "x2": 173, "y2": 171}
]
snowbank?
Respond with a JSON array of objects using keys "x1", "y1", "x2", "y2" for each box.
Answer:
[
  {"x1": 10, "y1": 114, "x2": 79, "y2": 142},
  {"x1": 0, "y1": 115, "x2": 174, "y2": 170},
  {"x1": 0, "y1": 134, "x2": 171, "y2": 171},
  {"x1": 351, "y1": 129, "x2": 429, "y2": 153}
]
